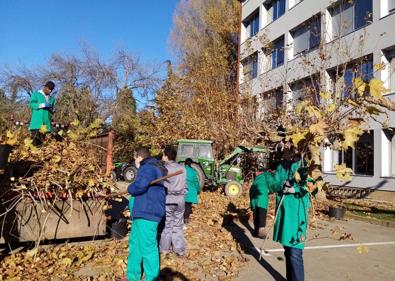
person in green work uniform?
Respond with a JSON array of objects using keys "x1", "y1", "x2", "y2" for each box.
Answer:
[
  {"x1": 249, "y1": 160, "x2": 274, "y2": 238},
  {"x1": 29, "y1": 81, "x2": 56, "y2": 145},
  {"x1": 184, "y1": 158, "x2": 200, "y2": 224},
  {"x1": 124, "y1": 147, "x2": 167, "y2": 281},
  {"x1": 271, "y1": 142, "x2": 317, "y2": 281}
]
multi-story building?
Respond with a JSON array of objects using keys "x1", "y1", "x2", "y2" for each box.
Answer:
[{"x1": 239, "y1": 0, "x2": 395, "y2": 197}]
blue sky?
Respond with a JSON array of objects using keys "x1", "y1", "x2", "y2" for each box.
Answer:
[{"x1": 0, "y1": 0, "x2": 179, "y2": 68}]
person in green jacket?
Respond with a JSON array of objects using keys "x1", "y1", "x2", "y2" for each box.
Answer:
[
  {"x1": 29, "y1": 81, "x2": 56, "y2": 145},
  {"x1": 249, "y1": 162, "x2": 274, "y2": 238},
  {"x1": 271, "y1": 143, "x2": 317, "y2": 281},
  {"x1": 184, "y1": 158, "x2": 200, "y2": 224}
]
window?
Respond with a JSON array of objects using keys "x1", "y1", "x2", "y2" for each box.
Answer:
[
  {"x1": 381, "y1": 0, "x2": 395, "y2": 17},
  {"x1": 244, "y1": 10, "x2": 260, "y2": 39},
  {"x1": 330, "y1": 0, "x2": 372, "y2": 39},
  {"x1": 198, "y1": 145, "x2": 213, "y2": 159},
  {"x1": 179, "y1": 144, "x2": 194, "y2": 158},
  {"x1": 290, "y1": 76, "x2": 321, "y2": 105},
  {"x1": 273, "y1": 0, "x2": 286, "y2": 21},
  {"x1": 344, "y1": 59, "x2": 373, "y2": 98},
  {"x1": 260, "y1": 92, "x2": 276, "y2": 114},
  {"x1": 392, "y1": 133, "x2": 395, "y2": 176},
  {"x1": 292, "y1": 16, "x2": 321, "y2": 56},
  {"x1": 329, "y1": 57, "x2": 373, "y2": 99},
  {"x1": 260, "y1": 87, "x2": 283, "y2": 114},
  {"x1": 384, "y1": 49, "x2": 395, "y2": 93},
  {"x1": 242, "y1": 53, "x2": 258, "y2": 81},
  {"x1": 339, "y1": 148, "x2": 353, "y2": 170},
  {"x1": 383, "y1": 129, "x2": 395, "y2": 177},
  {"x1": 264, "y1": 0, "x2": 285, "y2": 23},
  {"x1": 391, "y1": 56, "x2": 395, "y2": 93},
  {"x1": 355, "y1": 132, "x2": 374, "y2": 175},
  {"x1": 272, "y1": 36, "x2": 284, "y2": 69},
  {"x1": 390, "y1": 0, "x2": 395, "y2": 13},
  {"x1": 275, "y1": 88, "x2": 284, "y2": 110},
  {"x1": 338, "y1": 131, "x2": 374, "y2": 176}
]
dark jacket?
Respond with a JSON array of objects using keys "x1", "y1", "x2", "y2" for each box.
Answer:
[{"x1": 128, "y1": 157, "x2": 167, "y2": 222}]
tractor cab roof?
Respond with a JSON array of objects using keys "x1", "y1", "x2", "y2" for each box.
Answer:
[{"x1": 177, "y1": 139, "x2": 213, "y2": 145}]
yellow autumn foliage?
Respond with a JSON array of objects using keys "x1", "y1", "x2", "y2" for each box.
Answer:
[
  {"x1": 335, "y1": 164, "x2": 353, "y2": 181},
  {"x1": 353, "y1": 77, "x2": 366, "y2": 96},
  {"x1": 306, "y1": 105, "x2": 322, "y2": 119},
  {"x1": 289, "y1": 130, "x2": 308, "y2": 146},
  {"x1": 319, "y1": 92, "x2": 332, "y2": 100},
  {"x1": 295, "y1": 100, "x2": 309, "y2": 115},
  {"x1": 369, "y1": 78, "x2": 389, "y2": 98},
  {"x1": 309, "y1": 120, "x2": 328, "y2": 136},
  {"x1": 5, "y1": 130, "x2": 18, "y2": 146},
  {"x1": 326, "y1": 103, "x2": 336, "y2": 112},
  {"x1": 342, "y1": 126, "x2": 364, "y2": 149},
  {"x1": 39, "y1": 125, "x2": 48, "y2": 134}
]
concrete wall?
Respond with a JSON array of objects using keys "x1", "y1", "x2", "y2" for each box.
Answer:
[{"x1": 240, "y1": 0, "x2": 395, "y2": 192}]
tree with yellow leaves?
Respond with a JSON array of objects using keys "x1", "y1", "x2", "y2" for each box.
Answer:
[{"x1": 143, "y1": 0, "x2": 241, "y2": 156}]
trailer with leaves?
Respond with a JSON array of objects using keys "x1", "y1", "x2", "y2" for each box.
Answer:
[{"x1": 0, "y1": 121, "x2": 117, "y2": 244}]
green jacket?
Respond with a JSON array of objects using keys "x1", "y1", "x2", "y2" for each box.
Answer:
[
  {"x1": 249, "y1": 171, "x2": 274, "y2": 210},
  {"x1": 271, "y1": 160, "x2": 311, "y2": 249},
  {"x1": 29, "y1": 91, "x2": 55, "y2": 132},
  {"x1": 185, "y1": 165, "x2": 200, "y2": 204}
]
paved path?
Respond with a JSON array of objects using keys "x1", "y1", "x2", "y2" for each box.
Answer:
[{"x1": 230, "y1": 217, "x2": 395, "y2": 281}]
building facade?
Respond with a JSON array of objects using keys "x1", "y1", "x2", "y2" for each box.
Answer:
[{"x1": 239, "y1": 0, "x2": 395, "y2": 193}]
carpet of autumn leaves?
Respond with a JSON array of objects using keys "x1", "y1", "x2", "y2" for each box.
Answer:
[{"x1": 0, "y1": 190, "x2": 253, "y2": 281}]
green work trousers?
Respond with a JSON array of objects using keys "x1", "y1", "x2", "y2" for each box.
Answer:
[{"x1": 126, "y1": 219, "x2": 160, "y2": 281}]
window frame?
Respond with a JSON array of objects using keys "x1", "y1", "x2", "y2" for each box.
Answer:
[
  {"x1": 291, "y1": 15, "x2": 321, "y2": 56},
  {"x1": 392, "y1": 132, "x2": 395, "y2": 177},
  {"x1": 272, "y1": 0, "x2": 286, "y2": 21},
  {"x1": 329, "y1": 0, "x2": 373, "y2": 40},
  {"x1": 337, "y1": 130, "x2": 374, "y2": 176},
  {"x1": 179, "y1": 144, "x2": 196, "y2": 158},
  {"x1": 328, "y1": 56, "x2": 373, "y2": 99},
  {"x1": 259, "y1": 87, "x2": 283, "y2": 114},
  {"x1": 271, "y1": 36, "x2": 285, "y2": 69},
  {"x1": 242, "y1": 52, "x2": 259, "y2": 81},
  {"x1": 290, "y1": 75, "x2": 321, "y2": 106},
  {"x1": 243, "y1": 9, "x2": 260, "y2": 40}
]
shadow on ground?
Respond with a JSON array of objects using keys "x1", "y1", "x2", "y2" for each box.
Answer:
[
  {"x1": 159, "y1": 267, "x2": 190, "y2": 281},
  {"x1": 223, "y1": 203, "x2": 286, "y2": 281}
]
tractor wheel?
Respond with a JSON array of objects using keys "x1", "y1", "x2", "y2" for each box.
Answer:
[
  {"x1": 110, "y1": 171, "x2": 117, "y2": 182},
  {"x1": 123, "y1": 166, "x2": 137, "y2": 183},
  {"x1": 191, "y1": 163, "x2": 205, "y2": 189},
  {"x1": 224, "y1": 181, "x2": 243, "y2": 197}
]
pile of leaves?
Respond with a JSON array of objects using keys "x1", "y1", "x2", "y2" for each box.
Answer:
[
  {"x1": 0, "y1": 190, "x2": 251, "y2": 281},
  {"x1": 0, "y1": 241, "x2": 128, "y2": 281},
  {"x1": 3, "y1": 119, "x2": 115, "y2": 206}
]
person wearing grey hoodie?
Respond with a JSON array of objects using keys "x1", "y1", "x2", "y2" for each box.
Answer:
[{"x1": 159, "y1": 146, "x2": 187, "y2": 256}]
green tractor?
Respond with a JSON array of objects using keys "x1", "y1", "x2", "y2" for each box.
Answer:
[{"x1": 176, "y1": 139, "x2": 269, "y2": 197}]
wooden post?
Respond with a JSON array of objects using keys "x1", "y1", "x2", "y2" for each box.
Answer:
[{"x1": 106, "y1": 130, "x2": 114, "y2": 176}]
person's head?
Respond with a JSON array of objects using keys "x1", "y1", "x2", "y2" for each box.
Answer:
[
  {"x1": 282, "y1": 142, "x2": 295, "y2": 161},
  {"x1": 162, "y1": 146, "x2": 177, "y2": 162},
  {"x1": 258, "y1": 156, "x2": 269, "y2": 171},
  {"x1": 134, "y1": 147, "x2": 150, "y2": 168},
  {"x1": 43, "y1": 81, "x2": 55, "y2": 95},
  {"x1": 185, "y1": 158, "x2": 193, "y2": 167}
]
